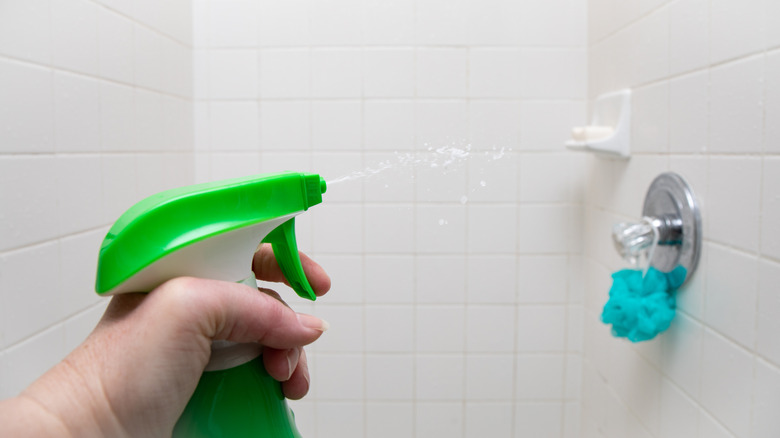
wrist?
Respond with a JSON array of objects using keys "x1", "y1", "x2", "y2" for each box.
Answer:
[
  {"x1": 18, "y1": 353, "x2": 127, "y2": 438},
  {"x1": 0, "y1": 395, "x2": 73, "y2": 437}
]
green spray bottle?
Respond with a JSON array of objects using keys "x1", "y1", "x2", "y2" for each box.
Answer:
[{"x1": 95, "y1": 171, "x2": 327, "y2": 437}]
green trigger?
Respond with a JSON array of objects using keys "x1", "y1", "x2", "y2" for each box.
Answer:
[{"x1": 262, "y1": 218, "x2": 316, "y2": 301}]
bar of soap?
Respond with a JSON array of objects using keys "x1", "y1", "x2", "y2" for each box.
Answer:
[{"x1": 571, "y1": 126, "x2": 614, "y2": 142}]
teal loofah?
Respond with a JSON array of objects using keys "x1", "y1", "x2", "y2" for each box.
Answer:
[{"x1": 601, "y1": 266, "x2": 687, "y2": 342}]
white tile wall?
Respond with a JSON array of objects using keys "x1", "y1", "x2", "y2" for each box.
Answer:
[
  {"x1": 21, "y1": 0, "x2": 777, "y2": 437},
  {"x1": 0, "y1": 0, "x2": 194, "y2": 399},
  {"x1": 753, "y1": 360, "x2": 780, "y2": 438},
  {"x1": 0, "y1": 59, "x2": 54, "y2": 154},
  {"x1": 584, "y1": 1, "x2": 780, "y2": 437}
]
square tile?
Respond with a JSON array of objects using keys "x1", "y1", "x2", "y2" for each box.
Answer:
[
  {"x1": 469, "y1": 49, "x2": 522, "y2": 98},
  {"x1": 704, "y1": 244, "x2": 758, "y2": 349},
  {"x1": 315, "y1": 401, "x2": 364, "y2": 437},
  {"x1": 364, "y1": 256, "x2": 414, "y2": 304},
  {"x1": 365, "y1": 204, "x2": 415, "y2": 253},
  {"x1": 364, "y1": 101, "x2": 415, "y2": 151},
  {"x1": 366, "y1": 305, "x2": 414, "y2": 352},
  {"x1": 710, "y1": 0, "x2": 765, "y2": 64},
  {"x1": 465, "y1": 354, "x2": 514, "y2": 400},
  {"x1": 417, "y1": 48, "x2": 468, "y2": 98},
  {"x1": 56, "y1": 155, "x2": 103, "y2": 235},
  {"x1": 209, "y1": 101, "x2": 259, "y2": 151},
  {"x1": 416, "y1": 255, "x2": 467, "y2": 304},
  {"x1": 363, "y1": 50, "x2": 414, "y2": 98},
  {"x1": 762, "y1": 159, "x2": 780, "y2": 259},
  {"x1": 466, "y1": 305, "x2": 515, "y2": 352},
  {"x1": 516, "y1": 305, "x2": 567, "y2": 352},
  {"x1": 366, "y1": 355, "x2": 414, "y2": 399},
  {"x1": 258, "y1": 0, "x2": 310, "y2": 46},
  {"x1": 468, "y1": 100, "x2": 521, "y2": 151},
  {"x1": 98, "y1": 8, "x2": 134, "y2": 84},
  {"x1": 700, "y1": 329, "x2": 754, "y2": 438},
  {"x1": 259, "y1": 101, "x2": 310, "y2": 151},
  {"x1": 517, "y1": 205, "x2": 574, "y2": 254},
  {"x1": 517, "y1": 0, "x2": 586, "y2": 47},
  {"x1": 363, "y1": 153, "x2": 416, "y2": 202},
  {"x1": 669, "y1": 71, "x2": 708, "y2": 153},
  {"x1": 416, "y1": 306, "x2": 465, "y2": 353},
  {"x1": 309, "y1": 0, "x2": 362, "y2": 46},
  {"x1": 753, "y1": 359, "x2": 780, "y2": 438},
  {"x1": 366, "y1": 402, "x2": 414, "y2": 438},
  {"x1": 517, "y1": 255, "x2": 568, "y2": 304},
  {"x1": 766, "y1": 52, "x2": 780, "y2": 154},
  {"x1": 416, "y1": 0, "x2": 469, "y2": 45},
  {"x1": 659, "y1": 379, "x2": 700, "y2": 438},
  {"x1": 632, "y1": 81, "x2": 669, "y2": 153},
  {"x1": 661, "y1": 313, "x2": 704, "y2": 399},
  {"x1": 519, "y1": 154, "x2": 573, "y2": 202},
  {"x1": 468, "y1": 0, "x2": 522, "y2": 45},
  {"x1": 669, "y1": 0, "x2": 709, "y2": 75},
  {"x1": 521, "y1": 49, "x2": 586, "y2": 99},
  {"x1": 416, "y1": 355, "x2": 464, "y2": 399},
  {"x1": 0, "y1": 325, "x2": 67, "y2": 397},
  {"x1": 514, "y1": 403, "x2": 563, "y2": 438},
  {"x1": 0, "y1": 242, "x2": 64, "y2": 346},
  {"x1": 0, "y1": 60, "x2": 54, "y2": 153},
  {"x1": 708, "y1": 157, "x2": 761, "y2": 252},
  {"x1": 467, "y1": 205, "x2": 517, "y2": 254},
  {"x1": 636, "y1": 7, "x2": 669, "y2": 84},
  {"x1": 467, "y1": 149, "x2": 518, "y2": 203},
  {"x1": 467, "y1": 255, "x2": 517, "y2": 304},
  {"x1": 207, "y1": 0, "x2": 259, "y2": 47},
  {"x1": 52, "y1": 0, "x2": 98, "y2": 75},
  {"x1": 710, "y1": 56, "x2": 764, "y2": 153},
  {"x1": 311, "y1": 101, "x2": 362, "y2": 150},
  {"x1": 516, "y1": 355, "x2": 565, "y2": 399},
  {"x1": 415, "y1": 100, "x2": 469, "y2": 149},
  {"x1": 757, "y1": 259, "x2": 780, "y2": 367},
  {"x1": 0, "y1": 0, "x2": 51, "y2": 65},
  {"x1": 466, "y1": 403, "x2": 514, "y2": 438},
  {"x1": 315, "y1": 305, "x2": 363, "y2": 353},
  {"x1": 208, "y1": 49, "x2": 258, "y2": 99},
  {"x1": 311, "y1": 49, "x2": 362, "y2": 98},
  {"x1": 133, "y1": 24, "x2": 163, "y2": 91},
  {"x1": 415, "y1": 205, "x2": 467, "y2": 254}
]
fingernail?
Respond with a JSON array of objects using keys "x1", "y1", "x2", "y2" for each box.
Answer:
[
  {"x1": 297, "y1": 313, "x2": 330, "y2": 332},
  {"x1": 285, "y1": 348, "x2": 299, "y2": 381}
]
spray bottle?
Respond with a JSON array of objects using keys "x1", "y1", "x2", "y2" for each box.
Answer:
[{"x1": 95, "y1": 171, "x2": 327, "y2": 438}]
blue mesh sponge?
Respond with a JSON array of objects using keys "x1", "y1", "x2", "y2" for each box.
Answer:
[{"x1": 601, "y1": 266, "x2": 687, "y2": 342}]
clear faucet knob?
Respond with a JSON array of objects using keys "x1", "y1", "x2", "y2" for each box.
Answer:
[{"x1": 612, "y1": 220, "x2": 655, "y2": 264}]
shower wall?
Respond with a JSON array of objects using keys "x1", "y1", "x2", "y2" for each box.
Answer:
[
  {"x1": 582, "y1": 1, "x2": 780, "y2": 437},
  {"x1": 0, "y1": 0, "x2": 194, "y2": 397},
  {"x1": 192, "y1": 0, "x2": 587, "y2": 436}
]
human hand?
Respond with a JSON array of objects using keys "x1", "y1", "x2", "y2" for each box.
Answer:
[{"x1": 0, "y1": 244, "x2": 330, "y2": 438}]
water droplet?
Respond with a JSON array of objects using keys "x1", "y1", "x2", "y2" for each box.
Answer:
[
  {"x1": 480, "y1": 180, "x2": 487, "y2": 187},
  {"x1": 460, "y1": 195, "x2": 468, "y2": 204},
  {"x1": 438, "y1": 219, "x2": 448, "y2": 226}
]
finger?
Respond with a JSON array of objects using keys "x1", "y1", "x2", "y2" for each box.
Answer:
[
  {"x1": 258, "y1": 287, "x2": 290, "y2": 309},
  {"x1": 99, "y1": 293, "x2": 146, "y2": 324},
  {"x1": 152, "y1": 277, "x2": 329, "y2": 350},
  {"x1": 252, "y1": 244, "x2": 332, "y2": 297},
  {"x1": 262, "y1": 347, "x2": 300, "y2": 382},
  {"x1": 281, "y1": 348, "x2": 310, "y2": 400}
]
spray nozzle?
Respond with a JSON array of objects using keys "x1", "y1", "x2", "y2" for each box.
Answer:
[{"x1": 96, "y1": 172, "x2": 327, "y2": 298}]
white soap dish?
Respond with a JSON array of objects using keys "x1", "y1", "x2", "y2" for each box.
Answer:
[{"x1": 566, "y1": 89, "x2": 631, "y2": 159}]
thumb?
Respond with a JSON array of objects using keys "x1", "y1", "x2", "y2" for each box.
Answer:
[{"x1": 151, "y1": 277, "x2": 329, "y2": 350}]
